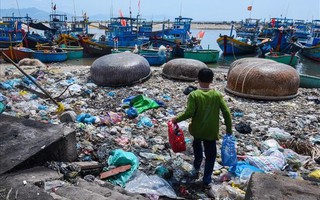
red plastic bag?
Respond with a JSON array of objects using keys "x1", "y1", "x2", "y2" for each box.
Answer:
[{"x1": 168, "y1": 121, "x2": 186, "y2": 153}]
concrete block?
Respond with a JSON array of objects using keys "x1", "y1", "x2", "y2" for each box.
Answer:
[
  {"x1": 0, "y1": 114, "x2": 76, "y2": 175},
  {"x1": 245, "y1": 173, "x2": 320, "y2": 200}
]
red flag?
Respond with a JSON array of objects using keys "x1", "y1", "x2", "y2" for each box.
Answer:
[
  {"x1": 247, "y1": 6, "x2": 252, "y2": 11},
  {"x1": 119, "y1": 9, "x2": 127, "y2": 26},
  {"x1": 53, "y1": 4, "x2": 56, "y2": 10},
  {"x1": 271, "y1": 18, "x2": 276, "y2": 27},
  {"x1": 197, "y1": 31, "x2": 205, "y2": 39}
]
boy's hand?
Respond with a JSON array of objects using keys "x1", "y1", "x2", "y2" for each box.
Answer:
[{"x1": 171, "y1": 118, "x2": 178, "y2": 124}]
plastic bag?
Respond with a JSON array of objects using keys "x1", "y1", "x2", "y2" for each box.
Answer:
[
  {"x1": 221, "y1": 134, "x2": 237, "y2": 166},
  {"x1": 229, "y1": 161, "x2": 264, "y2": 177},
  {"x1": 308, "y1": 170, "x2": 320, "y2": 179},
  {"x1": 245, "y1": 148, "x2": 286, "y2": 172},
  {"x1": 167, "y1": 121, "x2": 186, "y2": 153},
  {"x1": 106, "y1": 149, "x2": 139, "y2": 187},
  {"x1": 125, "y1": 171, "x2": 177, "y2": 198},
  {"x1": 267, "y1": 127, "x2": 292, "y2": 140}
]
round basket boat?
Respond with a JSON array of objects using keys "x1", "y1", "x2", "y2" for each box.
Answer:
[
  {"x1": 225, "y1": 58, "x2": 300, "y2": 100},
  {"x1": 162, "y1": 58, "x2": 208, "y2": 81},
  {"x1": 90, "y1": 52, "x2": 151, "y2": 87}
]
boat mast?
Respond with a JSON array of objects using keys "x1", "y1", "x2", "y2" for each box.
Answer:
[
  {"x1": 179, "y1": 0, "x2": 182, "y2": 17},
  {"x1": 16, "y1": 0, "x2": 21, "y2": 17},
  {"x1": 73, "y1": 0, "x2": 77, "y2": 18}
]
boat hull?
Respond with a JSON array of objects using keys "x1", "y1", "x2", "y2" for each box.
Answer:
[
  {"x1": 217, "y1": 36, "x2": 257, "y2": 55},
  {"x1": 1, "y1": 47, "x2": 34, "y2": 62},
  {"x1": 80, "y1": 38, "x2": 112, "y2": 57},
  {"x1": 184, "y1": 50, "x2": 219, "y2": 63},
  {"x1": 265, "y1": 52, "x2": 299, "y2": 66},
  {"x1": 299, "y1": 74, "x2": 320, "y2": 88},
  {"x1": 33, "y1": 51, "x2": 67, "y2": 63},
  {"x1": 301, "y1": 45, "x2": 320, "y2": 62},
  {"x1": 61, "y1": 46, "x2": 84, "y2": 60},
  {"x1": 140, "y1": 52, "x2": 167, "y2": 66}
]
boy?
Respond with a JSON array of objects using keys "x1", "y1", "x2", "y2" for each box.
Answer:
[{"x1": 171, "y1": 68, "x2": 232, "y2": 189}]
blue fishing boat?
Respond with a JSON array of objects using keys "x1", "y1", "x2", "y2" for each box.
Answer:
[
  {"x1": 140, "y1": 52, "x2": 167, "y2": 66},
  {"x1": 106, "y1": 16, "x2": 150, "y2": 48},
  {"x1": 0, "y1": 14, "x2": 28, "y2": 48},
  {"x1": 301, "y1": 20, "x2": 320, "y2": 62},
  {"x1": 259, "y1": 18, "x2": 294, "y2": 39},
  {"x1": 149, "y1": 16, "x2": 195, "y2": 47},
  {"x1": 217, "y1": 18, "x2": 260, "y2": 55},
  {"x1": 33, "y1": 50, "x2": 67, "y2": 63},
  {"x1": 259, "y1": 27, "x2": 302, "y2": 55},
  {"x1": 293, "y1": 19, "x2": 311, "y2": 45}
]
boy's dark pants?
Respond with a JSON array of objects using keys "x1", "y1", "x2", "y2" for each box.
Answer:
[{"x1": 192, "y1": 139, "x2": 217, "y2": 185}]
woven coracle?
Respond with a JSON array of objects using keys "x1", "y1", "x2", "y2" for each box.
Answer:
[
  {"x1": 162, "y1": 58, "x2": 208, "y2": 81},
  {"x1": 90, "y1": 52, "x2": 151, "y2": 87},
  {"x1": 225, "y1": 58, "x2": 300, "y2": 100}
]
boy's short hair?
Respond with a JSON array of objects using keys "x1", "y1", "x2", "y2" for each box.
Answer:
[{"x1": 198, "y1": 68, "x2": 214, "y2": 83}]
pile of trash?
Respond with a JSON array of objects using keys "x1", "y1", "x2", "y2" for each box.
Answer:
[{"x1": 1, "y1": 64, "x2": 320, "y2": 199}]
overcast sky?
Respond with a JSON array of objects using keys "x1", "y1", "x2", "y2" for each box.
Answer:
[{"x1": 1, "y1": 0, "x2": 320, "y2": 21}]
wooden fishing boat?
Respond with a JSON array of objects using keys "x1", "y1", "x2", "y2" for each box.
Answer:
[
  {"x1": 0, "y1": 15, "x2": 28, "y2": 48},
  {"x1": 301, "y1": 20, "x2": 320, "y2": 62},
  {"x1": 265, "y1": 52, "x2": 299, "y2": 66},
  {"x1": 217, "y1": 19, "x2": 260, "y2": 55},
  {"x1": 60, "y1": 45, "x2": 84, "y2": 60},
  {"x1": 299, "y1": 74, "x2": 320, "y2": 88},
  {"x1": 184, "y1": 49, "x2": 219, "y2": 63},
  {"x1": 1, "y1": 47, "x2": 34, "y2": 62},
  {"x1": 33, "y1": 50, "x2": 67, "y2": 63},
  {"x1": 36, "y1": 44, "x2": 83, "y2": 60},
  {"x1": 140, "y1": 52, "x2": 168, "y2": 66},
  {"x1": 301, "y1": 45, "x2": 320, "y2": 61},
  {"x1": 79, "y1": 36, "x2": 112, "y2": 57}
]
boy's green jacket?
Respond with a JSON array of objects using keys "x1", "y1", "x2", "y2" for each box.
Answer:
[{"x1": 176, "y1": 89, "x2": 232, "y2": 141}]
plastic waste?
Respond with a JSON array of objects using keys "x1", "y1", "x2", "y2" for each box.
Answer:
[
  {"x1": 229, "y1": 161, "x2": 263, "y2": 178},
  {"x1": 245, "y1": 148, "x2": 286, "y2": 172},
  {"x1": 308, "y1": 170, "x2": 320, "y2": 179},
  {"x1": 183, "y1": 85, "x2": 197, "y2": 95},
  {"x1": 155, "y1": 165, "x2": 173, "y2": 179},
  {"x1": 130, "y1": 95, "x2": 160, "y2": 114},
  {"x1": 76, "y1": 113, "x2": 96, "y2": 124},
  {"x1": 267, "y1": 127, "x2": 292, "y2": 140},
  {"x1": 0, "y1": 102, "x2": 5, "y2": 113},
  {"x1": 108, "y1": 91, "x2": 116, "y2": 97},
  {"x1": 137, "y1": 116, "x2": 153, "y2": 128},
  {"x1": 235, "y1": 122, "x2": 252, "y2": 134},
  {"x1": 38, "y1": 105, "x2": 48, "y2": 110},
  {"x1": 106, "y1": 149, "x2": 139, "y2": 187},
  {"x1": 167, "y1": 121, "x2": 186, "y2": 153},
  {"x1": 221, "y1": 134, "x2": 237, "y2": 166},
  {"x1": 125, "y1": 171, "x2": 177, "y2": 198},
  {"x1": 261, "y1": 139, "x2": 281, "y2": 152},
  {"x1": 126, "y1": 107, "x2": 138, "y2": 119},
  {"x1": 283, "y1": 148, "x2": 310, "y2": 168}
]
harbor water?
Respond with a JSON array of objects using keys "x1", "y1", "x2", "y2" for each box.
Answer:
[{"x1": 63, "y1": 28, "x2": 320, "y2": 77}]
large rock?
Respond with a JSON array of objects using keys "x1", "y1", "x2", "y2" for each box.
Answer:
[
  {"x1": 0, "y1": 114, "x2": 76, "y2": 174},
  {"x1": 245, "y1": 173, "x2": 320, "y2": 200},
  {"x1": 90, "y1": 52, "x2": 151, "y2": 87},
  {"x1": 162, "y1": 58, "x2": 208, "y2": 81},
  {"x1": 225, "y1": 58, "x2": 300, "y2": 100}
]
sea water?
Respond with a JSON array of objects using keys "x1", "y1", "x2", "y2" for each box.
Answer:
[{"x1": 63, "y1": 28, "x2": 320, "y2": 77}]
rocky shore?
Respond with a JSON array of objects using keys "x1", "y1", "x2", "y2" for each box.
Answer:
[{"x1": 0, "y1": 62, "x2": 319, "y2": 199}]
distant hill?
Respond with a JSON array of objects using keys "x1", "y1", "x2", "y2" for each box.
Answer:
[{"x1": 0, "y1": 7, "x2": 72, "y2": 21}]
